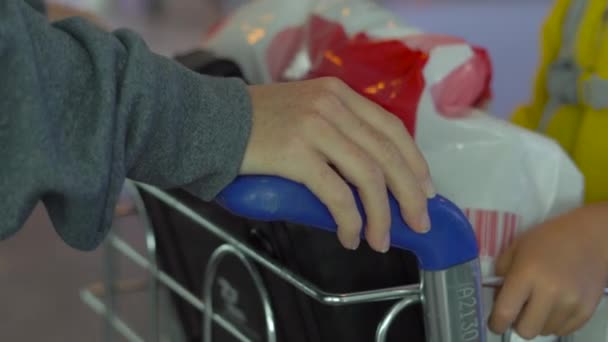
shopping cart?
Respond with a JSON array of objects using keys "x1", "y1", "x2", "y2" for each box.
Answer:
[
  {"x1": 79, "y1": 175, "x2": 598, "y2": 342},
  {"x1": 77, "y1": 49, "x2": 604, "y2": 342}
]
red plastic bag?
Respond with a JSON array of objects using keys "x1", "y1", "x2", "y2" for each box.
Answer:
[{"x1": 303, "y1": 15, "x2": 429, "y2": 136}]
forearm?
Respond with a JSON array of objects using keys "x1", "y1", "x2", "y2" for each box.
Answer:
[{"x1": 0, "y1": 0, "x2": 252, "y2": 250}]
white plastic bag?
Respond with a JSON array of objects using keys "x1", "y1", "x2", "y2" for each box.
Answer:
[{"x1": 203, "y1": 1, "x2": 600, "y2": 341}]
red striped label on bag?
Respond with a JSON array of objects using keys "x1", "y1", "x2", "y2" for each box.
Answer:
[{"x1": 463, "y1": 208, "x2": 520, "y2": 258}]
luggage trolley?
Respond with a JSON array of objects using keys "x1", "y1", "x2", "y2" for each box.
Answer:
[
  {"x1": 80, "y1": 176, "x2": 586, "y2": 342},
  {"x1": 78, "y1": 51, "x2": 600, "y2": 342}
]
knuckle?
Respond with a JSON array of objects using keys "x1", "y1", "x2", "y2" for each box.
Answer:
[
  {"x1": 386, "y1": 116, "x2": 410, "y2": 138},
  {"x1": 319, "y1": 76, "x2": 346, "y2": 92},
  {"x1": 369, "y1": 201, "x2": 391, "y2": 224},
  {"x1": 298, "y1": 112, "x2": 328, "y2": 133},
  {"x1": 361, "y1": 162, "x2": 384, "y2": 185},
  {"x1": 339, "y1": 214, "x2": 363, "y2": 236},
  {"x1": 514, "y1": 321, "x2": 540, "y2": 340},
  {"x1": 493, "y1": 307, "x2": 516, "y2": 324},
  {"x1": 312, "y1": 90, "x2": 338, "y2": 112},
  {"x1": 331, "y1": 184, "x2": 355, "y2": 211},
  {"x1": 412, "y1": 191, "x2": 428, "y2": 211},
  {"x1": 283, "y1": 130, "x2": 305, "y2": 147},
  {"x1": 386, "y1": 127, "x2": 430, "y2": 179},
  {"x1": 543, "y1": 282, "x2": 561, "y2": 297},
  {"x1": 408, "y1": 152, "x2": 431, "y2": 180},
  {"x1": 561, "y1": 291, "x2": 581, "y2": 309},
  {"x1": 516, "y1": 328, "x2": 537, "y2": 340},
  {"x1": 541, "y1": 326, "x2": 554, "y2": 336},
  {"x1": 377, "y1": 136, "x2": 402, "y2": 166},
  {"x1": 377, "y1": 211, "x2": 391, "y2": 231},
  {"x1": 399, "y1": 185, "x2": 426, "y2": 209},
  {"x1": 520, "y1": 263, "x2": 541, "y2": 279},
  {"x1": 386, "y1": 114, "x2": 405, "y2": 130},
  {"x1": 415, "y1": 160, "x2": 432, "y2": 180},
  {"x1": 280, "y1": 134, "x2": 308, "y2": 160},
  {"x1": 310, "y1": 92, "x2": 342, "y2": 114},
  {"x1": 310, "y1": 172, "x2": 361, "y2": 233}
]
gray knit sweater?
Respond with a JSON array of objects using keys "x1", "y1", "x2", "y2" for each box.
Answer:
[{"x1": 0, "y1": 0, "x2": 252, "y2": 250}]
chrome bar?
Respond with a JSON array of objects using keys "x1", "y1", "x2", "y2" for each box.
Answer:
[
  {"x1": 102, "y1": 234, "x2": 118, "y2": 342},
  {"x1": 422, "y1": 260, "x2": 486, "y2": 342},
  {"x1": 80, "y1": 289, "x2": 145, "y2": 342},
  {"x1": 202, "y1": 244, "x2": 277, "y2": 342},
  {"x1": 484, "y1": 276, "x2": 608, "y2": 295},
  {"x1": 320, "y1": 285, "x2": 420, "y2": 305},
  {"x1": 134, "y1": 182, "x2": 421, "y2": 306},
  {"x1": 111, "y1": 182, "x2": 603, "y2": 342},
  {"x1": 110, "y1": 235, "x2": 252, "y2": 342},
  {"x1": 123, "y1": 181, "x2": 161, "y2": 342},
  {"x1": 376, "y1": 296, "x2": 421, "y2": 342},
  {"x1": 501, "y1": 329, "x2": 512, "y2": 342},
  {"x1": 84, "y1": 279, "x2": 148, "y2": 297}
]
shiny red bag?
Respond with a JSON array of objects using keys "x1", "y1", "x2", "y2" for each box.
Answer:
[{"x1": 304, "y1": 15, "x2": 429, "y2": 136}]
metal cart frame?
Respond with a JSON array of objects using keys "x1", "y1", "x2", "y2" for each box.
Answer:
[{"x1": 80, "y1": 181, "x2": 582, "y2": 342}]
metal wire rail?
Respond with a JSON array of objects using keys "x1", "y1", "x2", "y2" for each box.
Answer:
[{"x1": 80, "y1": 181, "x2": 605, "y2": 342}]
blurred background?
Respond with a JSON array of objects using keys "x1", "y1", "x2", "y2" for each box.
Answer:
[{"x1": 1, "y1": 0, "x2": 552, "y2": 341}]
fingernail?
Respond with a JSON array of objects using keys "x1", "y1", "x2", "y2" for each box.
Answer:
[
  {"x1": 419, "y1": 212, "x2": 431, "y2": 233},
  {"x1": 350, "y1": 238, "x2": 360, "y2": 250},
  {"x1": 381, "y1": 235, "x2": 390, "y2": 253},
  {"x1": 423, "y1": 178, "x2": 436, "y2": 198}
]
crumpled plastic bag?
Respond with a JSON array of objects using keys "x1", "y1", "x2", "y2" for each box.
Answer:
[
  {"x1": 301, "y1": 14, "x2": 428, "y2": 134},
  {"x1": 203, "y1": 1, "x2": 590, "y2": 341},
  {"x1": 204, "y1": 0, "x2": 492, "y2": 117}
]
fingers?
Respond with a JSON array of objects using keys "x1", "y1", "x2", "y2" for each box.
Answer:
[
  {"x1": 293, "y1": 153, "x2": 363, "y2": 250},
  {"x1": 512, "y1": 287, "x2": 555, "y2": 339},
  {"x1": 495, "y1": 242, "x2": 517, "y2": 276},
  {"x1": 325, "y1": 77, "x2": 435, "y2": 197},
  {"x1": 306, "y1": 116, "x2": 392, "y2": 252},
  {"x1": 491, "y1": 258, "x2": 592, "y2": 339},
  {"x1": 315, "y1": 93, "x2": 430, "y2": 233},
  {"x1": 489, "y1": 268, "x2": 532, "y2": 335}
]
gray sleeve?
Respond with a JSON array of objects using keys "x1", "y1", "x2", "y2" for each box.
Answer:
[
  {"x1": 23, "y1": 0, "x2": 46, "y2": 13},
  {"x1": 0, "y1": 0, "x2": 252, "y2": 250}
]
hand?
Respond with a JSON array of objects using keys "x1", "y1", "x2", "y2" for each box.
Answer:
[
  {"x1": 240, "y1": 77, "x2": 435, "y2": 252},
  {"x1": 47, "y1": 3, "x2": 106, "y2": 28},
  {"x1": 489, "y1": 203, "x2": 608, "y2": 339}
]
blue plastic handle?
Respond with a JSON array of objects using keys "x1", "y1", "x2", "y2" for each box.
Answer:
[{"x1": 215, "y1": 175, "x2": 478, "y2": 271}]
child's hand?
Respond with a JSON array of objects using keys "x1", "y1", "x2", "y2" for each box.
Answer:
[{"x1": 489, "y1": 203, "x2": 608, "y2": 339}]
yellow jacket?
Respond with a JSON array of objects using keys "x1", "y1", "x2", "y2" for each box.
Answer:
[{"x1": 511, "y1": 0, "x2": 608, "y2": 203}]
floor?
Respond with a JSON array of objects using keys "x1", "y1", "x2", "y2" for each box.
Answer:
[{"x1": 0, "y1": 1, "x2": 551, "y2": 341}]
